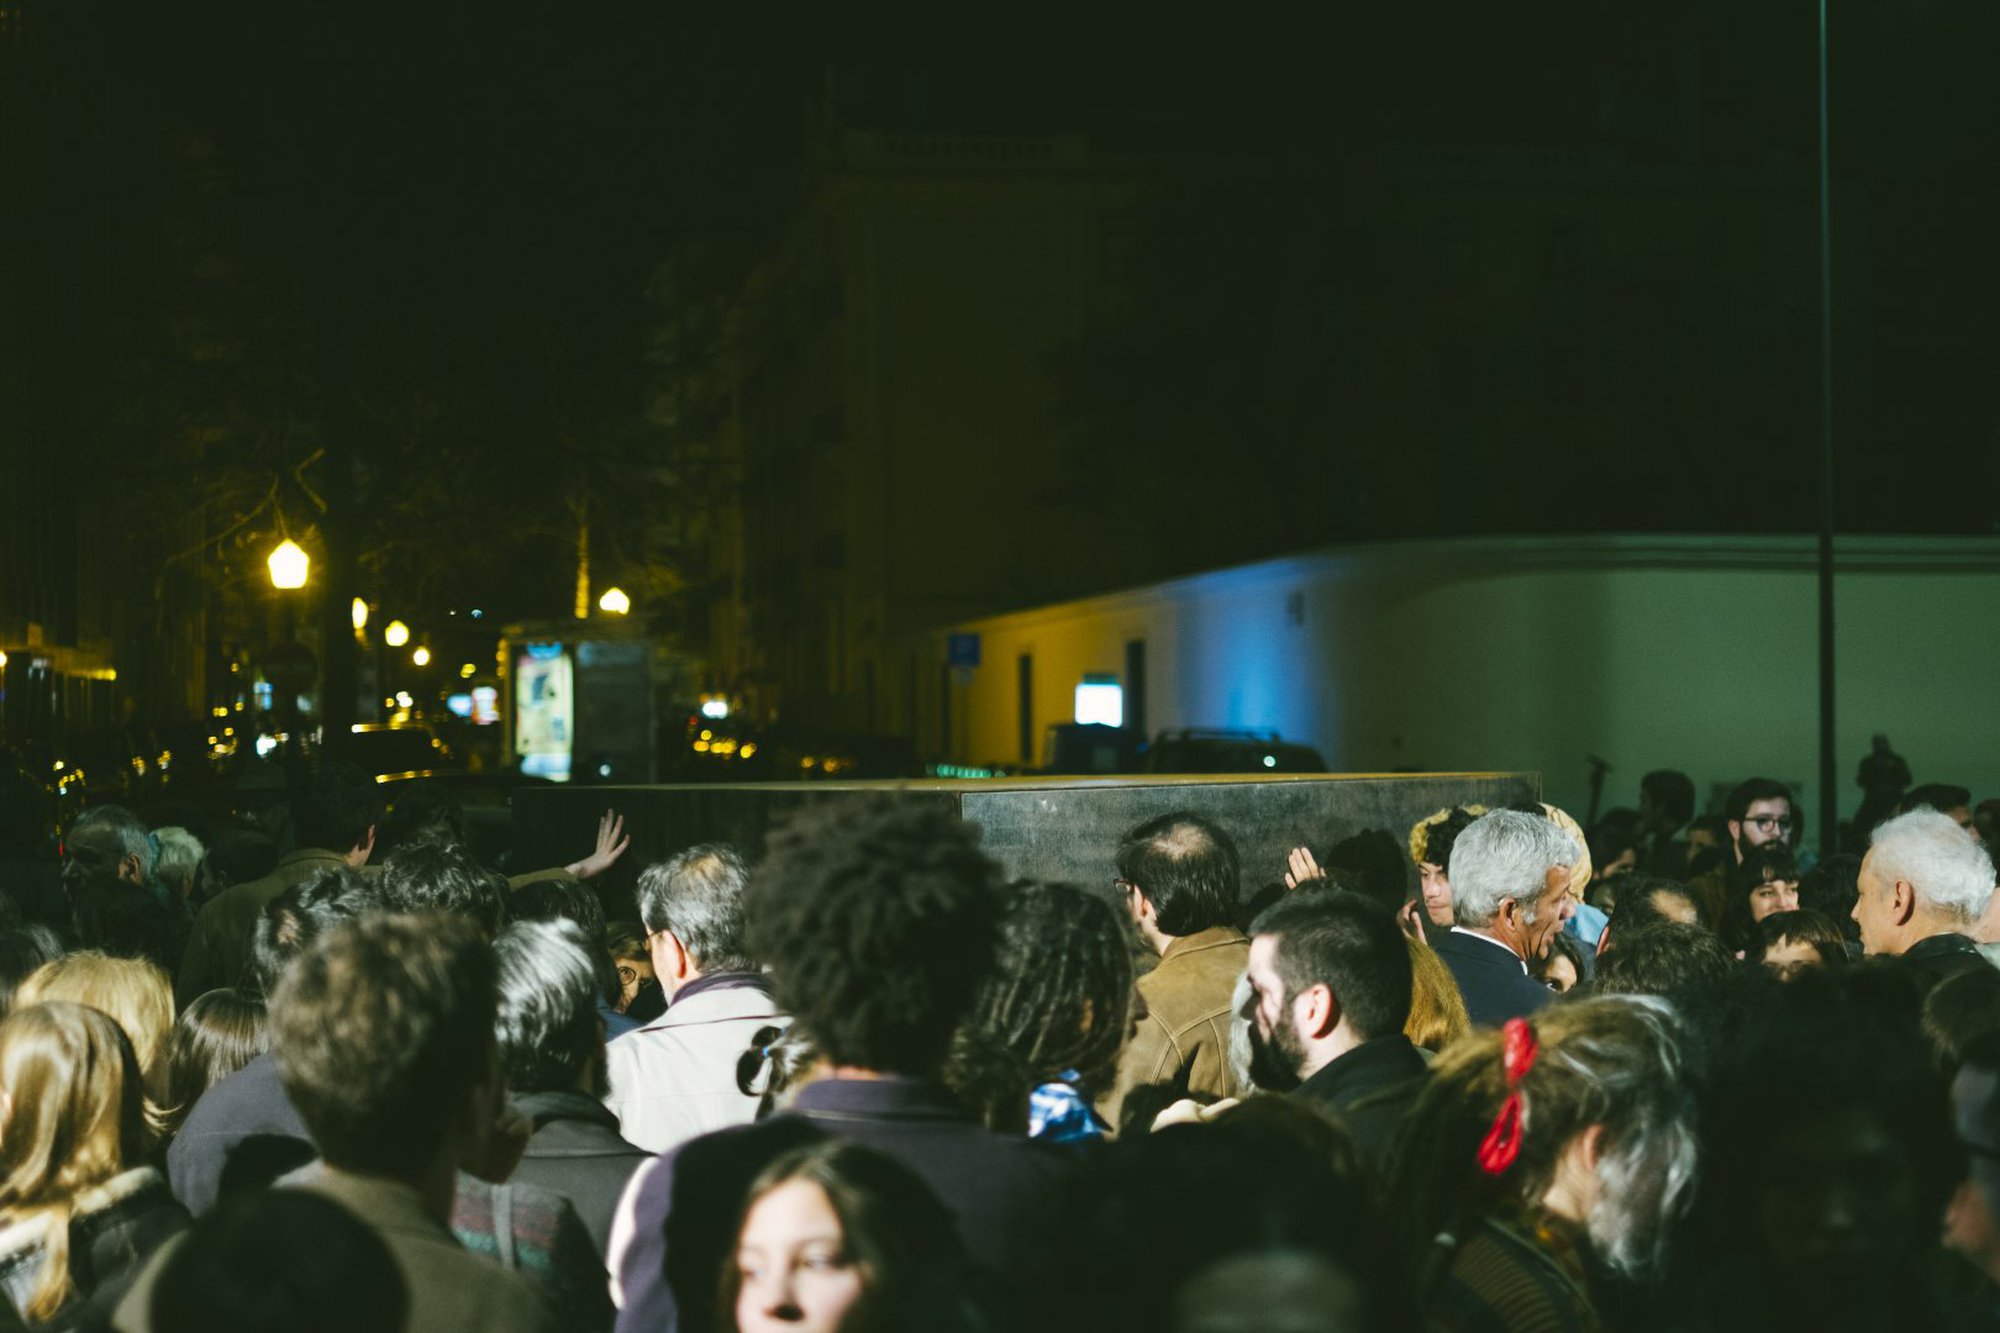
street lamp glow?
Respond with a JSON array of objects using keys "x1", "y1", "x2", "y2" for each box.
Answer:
[
  {"x1": 267, "y1": 540, "x2": 309, "y2": 589},
  {"x1": 412, "y1": 646, "x2": 432, "y2": 667},
  {"x1": 384, "y1": 620, "x2": 410, "y2": 648},
  {"x1": 459, "y1": 662, "x2": 477, "y2": 679},
  {"x1": 598, "y1": 587, "x2": 631, "y2": 615},
  {"x1": 351, "y1": 598, "x2": 369, "y2": 631}
]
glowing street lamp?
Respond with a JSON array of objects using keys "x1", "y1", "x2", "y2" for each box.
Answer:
[
  {"x1": 598, "y1": 587, "x2": 631, "y2": 615},
  {"x1": 267, "y1": 540, "x2": 309, "y2": 590},
  {"x1": 384, "y1": 620, "x2": 410, "y2": 648},
  {"x1": 351, "y1": 598, "x2": 369, "y2": 631},
  {"x1": 412, "y1": 646, "x2": 431, "y2": 668}
]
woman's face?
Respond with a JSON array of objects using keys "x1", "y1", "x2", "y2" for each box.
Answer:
[
  {"x1": 1749, "y1": 877, "x2": 1800, "y2": 923},
  {"x1": 735, "y1": 1179, "x2": 864, "y2": 1333},
  {"x1": 1419, "y1": 862, "x2": 1455, "y2": 928}
]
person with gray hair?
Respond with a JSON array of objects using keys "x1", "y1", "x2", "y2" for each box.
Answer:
[
  {"x1": 1427, "y1": 809, "x2": 1581, "y2": 1027},
  {"x1": 1852, "y1": 808, "x2": 1997, "y2": 984},
  {"x1": 150, "y1": 827, "x2": 205, "y2": 905},
  {"x1": 601, "y1": 844, "x2": 786, "y2": 1153},
  {"x1": 494, "y1": 920, "x2": 649, "y2": 1258}
]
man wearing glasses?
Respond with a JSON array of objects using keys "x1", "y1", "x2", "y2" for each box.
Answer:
[
  {"x1": 1096, "y1": 812, "x2": 1251, "y2": 1137},
  {"x1": 1689, "y1": 778, "x2": 1797, "y2": 925}
]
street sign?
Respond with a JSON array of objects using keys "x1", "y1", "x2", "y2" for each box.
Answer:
[{"x1": 947, "y1": 633, "x2": 981, "y2": 668}]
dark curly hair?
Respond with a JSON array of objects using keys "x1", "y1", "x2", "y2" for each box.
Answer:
[
  {"x1": 745, "y1": 798, "x2": 1001, "y2": 1076},
  {"x1": 947, "y1": 881, "x2": 1135, "y2": 1130}
]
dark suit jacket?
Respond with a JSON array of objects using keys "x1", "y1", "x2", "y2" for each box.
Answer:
[
  {"x1": 613, "y1": 1076, "x2": 1073, "y2": 1333},
  {"x1": 165, "y1": 1052, "x2": 315, "y2": 1215},
  {"x1": 508, "y1": 1090, "x2": 650, "y2": 1259},
  {"x1": 1431, "y1": 928, "x2": 1553, "y2": 1028},
  {"x1": 1291, "y1": 1035, "x2": 1429, "y2": 1168}
]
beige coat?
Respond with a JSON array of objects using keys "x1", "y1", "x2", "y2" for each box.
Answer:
[
  {"x1": 602, "y1": 978, "x2": 788, "y2": 1155},
  {"x1": 1096, "y1": 925, "x2": 1250, "y2": 1135}
]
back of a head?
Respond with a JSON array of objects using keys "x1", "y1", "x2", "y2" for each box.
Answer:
[
  {"x1": 1726, "y1": 778, "x2": 1793, "y2": 823},
  {"x1": 635, "y1": 844, "x2": 753, "y2": 972},
  {"x1": 0, "y1": 926, "x2": 67, "y2": 1019},
  {"x1": 1591, "y1": 923, "x2": 1733, "y2": 1001},
  {"x1": 380, "y1": 841, "x2": 508, "y2": 937},
  {"x1": 1798, "y1": 853, "x2": 1862, "y2": 935},
  {"x1": 968, "y1": 881, "x2": 1134, "y2": 1088},
  {"x1": 1924, "y1": 964, "x2": 2000, "y2": 1064},
  {"x1": 165, "y1": 990, "x2": 268, "y2": 1121},
  {"x1": 1603, "y1": 877, "x2": 1699, "y2": 945},
  {"x1": 1067, "y1": 1114, "x2": 1408, "y2": 1332},
  {"x1": 252, "y1": 865, "x2": 378, "y2": 998},
  {"x1": 1409, "y1": 807, "x2": 1483, "y2": 875},
  {"x1": 1389, "y1": 995, "x2": 1695, "y2": 1282},
  {"x1": 508, "y1": 873, "x2": 607, "y2": 947},
  {"x1": 17, "y1": 951, "x2": 174, "y2": 1100},
  {"x1": 746, "y1": 799, "x2": 999, "y2": 1076},
  {"x1": 150, "y1": 827, "x2": 204, "y2": 897},
  {"x1": 377, "y1": 779, "x2": 467, "y2": 856},
  {"x1": 493, "y1": 919, "x2": 602, "y2": 1095},
  {"x1": 1322, "y1": 830, "x2": 1408, "y2": 913},
  {"x1": 0, "y1": 1000, "x2": 146, "y2": 1206},
  {"x1": 1868, "y1": 808, "x2": 1996, "y2": 924},
  {"x1": 1641, "y1": 770, "x2": 1696, "y2": 829},
  {"x1": 1251, "y1": 890, "x2": 1413, "y2": 1042},
  {"x1": 1901, "y1": 783, "x2": 1973, "y2": 819},
  {"x1": 270, "y1": 913, "x2": 498, "y2": 1180},
  {"x1": 1711, "y1": 969, "x2": 1959, "y2": 1283},
  {"x1": 1448, "y1": 810, "x2": 1579, "y2": 927},
  {"x1": 1116, "y1": 812, "x2": 1241, "y2": 937},
  {"x1": 150, "y1": 1187, "x2": 407, "y2": 1333},
  {"x1": 293, "y1": 764, "x2": 378, "y2": 856}
]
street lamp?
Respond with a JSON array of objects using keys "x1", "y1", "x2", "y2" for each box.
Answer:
[
  {"x1": 598, "y1": 587, "x2": 631, "y2": 615},
  {"x1": 412, "y1": 646, "x2": 431, "y2": 667},
  {"x1": 384, "y1": 620, "x2": 410, "y2": 648},
  {"x1": 267, "y1": 540, "x2": 309, "y2": 590},
  {"x1": 351, "y1": 598, "x2": 369, "y2": 631}
]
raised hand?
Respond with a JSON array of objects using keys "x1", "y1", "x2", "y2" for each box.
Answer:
[
  {"x1": 1283, "y1": 846, "x2": 1327, "y2": 891},
  {"x1": 566, "y1": 809, "x2": 630, "y2": 880}
]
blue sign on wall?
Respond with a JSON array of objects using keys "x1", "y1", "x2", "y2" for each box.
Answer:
[{"x1": 947, "y1": 633, "x2": 982, "y2": 668}]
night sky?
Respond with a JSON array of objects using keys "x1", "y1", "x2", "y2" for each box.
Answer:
[{"x1": 5, "y1": 2, "x2": 1996, "y2": 629}]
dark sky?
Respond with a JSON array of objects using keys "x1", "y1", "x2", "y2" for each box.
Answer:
[{"x1": 6, "y1": 1, "x2": 1996, "y2": 624}]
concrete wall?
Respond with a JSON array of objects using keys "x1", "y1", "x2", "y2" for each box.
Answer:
[{"x1": 931, "y1": 535, "x2": 2000, "y2": 833}]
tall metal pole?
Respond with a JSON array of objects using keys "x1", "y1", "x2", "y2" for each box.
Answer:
[{"x1": 1816, "y1": 0, "x2": 1838, "y2": 856}]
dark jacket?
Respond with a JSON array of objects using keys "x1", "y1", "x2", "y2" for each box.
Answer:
[
  {"x1": 611, "y1": 1075, "x2": 1074, "y2": 1333},
  {"x1": 1899, "y1": 931, "x2": 1987, "y2": 995},
  {"x1": 1291, "y1": 1034, "x2": 1429, "y2": 1168},
  {"x1": 0, "y1": 1167, "x2": 186, "y2": 1332},
  {"x1": 1431, "y1": 929, "x2": 1553, "y2": 1029},
  {"x1": 506, "y1": 1090, "x2": 650, "y2": 1259},
  {"x1": 164, "y1": 1052, "x2": 314, "y2": 1216},
  {"x1": 174, "y1": 848, "x2": 352, "y2": 1007}
]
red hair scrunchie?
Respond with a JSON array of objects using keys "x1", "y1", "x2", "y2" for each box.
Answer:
[{"x1": 1476, "y1": 1017, "x2": 1540, "y2": 1176}]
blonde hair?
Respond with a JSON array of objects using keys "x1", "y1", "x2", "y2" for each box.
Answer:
[
  {"x1": 18, "y1": 953, "x2": 175, "y2": 1127},
  {"x1": 0, "y1": 1002, "x2": 147, "y2": 1320},
  {"x1": 1404, "y1": 937, "x2": 1471, "y2": 1053},
  {"x1": 1408, "y1": 805, "x2": 1487, "y2": 867}
]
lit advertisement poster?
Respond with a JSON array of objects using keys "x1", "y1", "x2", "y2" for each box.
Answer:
[{"x1": 514, "y1": 645, "x2": 573, "y2": 781}]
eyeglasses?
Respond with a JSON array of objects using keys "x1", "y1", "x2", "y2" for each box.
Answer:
[
  {"x1": 616, "y1": 964, "x2": 641, "y2": 987},
  {"x1": 1742, "y1": 816, "x2": 1794, "y2": 832}
]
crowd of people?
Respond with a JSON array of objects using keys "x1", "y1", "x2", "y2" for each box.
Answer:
[{"x1": 0, "y1": 756, "x2": 1995, "y2": 1331}]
